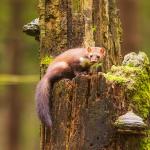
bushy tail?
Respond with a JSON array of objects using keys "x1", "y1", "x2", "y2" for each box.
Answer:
[{"x1": 35, "y1": 76, "x2": 52, "y2": 127}]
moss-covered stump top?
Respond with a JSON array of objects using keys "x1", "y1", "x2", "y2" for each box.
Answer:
[{"x1": 104, "y1": 51, "x2": 150, "y2": 119}]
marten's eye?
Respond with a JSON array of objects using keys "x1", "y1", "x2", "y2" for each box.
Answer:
[
  {"x1": 97, "y1": 55, "x2": 100, "y2": 58},
  {"x1": 90, "y1": 55, "x2": 93, "y2": 58}
]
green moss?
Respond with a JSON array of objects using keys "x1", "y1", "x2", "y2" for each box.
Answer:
[
  {"x1": 105, "y1": 52, "x2": 150, "y2": 149},
  {"x1": 90, "y1": 62, "x2": 103, "y2": 73},
  {"x1": 105, "y1": 52, "x2": 150, "y2": 118},
  {"x1": 72, "y1": 0, "x2": 81, "y2": 13},
  {"x1": 92, "y1": 26, "x2": 97, "y2": 33},
  {"x1": 91, "y1": 62, "x2": 102, "y2": 68},
  {"x1": 139, "y1": 51, "x2": 150, "y2": 65},
  {"x1": 104, "y1": 73, "x2": 127, "y2": 84},
  {"x1": 131, "y1": 80, "x2": 150, "y2": 119},
  {"x1": 111, "y1": 65, "x2": 142, "y2": 74},
  {"x1": 104, "y1": 65, "x2": 143, "y2": 87},
  {"x1": 140, "y1": 130, "x2": 150, "y2": 150},
  {"x1": 41, "y1": 55, "x2": 54, "y2": 65}
]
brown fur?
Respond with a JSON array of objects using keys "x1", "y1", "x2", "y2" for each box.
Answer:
[{"x1": 35, "y1": 47, "x2": 105, "y2": 128}]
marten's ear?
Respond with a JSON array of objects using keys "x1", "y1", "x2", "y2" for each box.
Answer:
[
  {"x1": 100, "y1": 47, "x2": 106, "y2": 55},
  {"x1": 87, "y1": 47, "x2": 92, "y2": 53}
]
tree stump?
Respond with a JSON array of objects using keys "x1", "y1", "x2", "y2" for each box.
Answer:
[
  {"x1": 48, "y1": 74, "x2": 128, "y2": 150},
  {"x1": 36, "y1": 0, "x2": 150, "y2": 149},
  {"x1": 42, "y1": 71, "x2": 150, "y2": 149}
]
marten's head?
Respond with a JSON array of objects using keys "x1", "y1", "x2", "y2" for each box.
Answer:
[{"x1": 87, "y1": 47, "x2": 106, "y2": 63}]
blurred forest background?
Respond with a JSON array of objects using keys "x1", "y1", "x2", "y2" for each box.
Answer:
[{"x1": 0, "y1": 0, "x2": 150, "y2": 150}]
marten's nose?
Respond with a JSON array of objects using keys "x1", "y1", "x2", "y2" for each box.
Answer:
[
  {"x1": 91, "y1": 60, "x2": 96, "y2": 63},
  {"x1": 91, "y1": 58, "x2": 97, "y2": 63}
]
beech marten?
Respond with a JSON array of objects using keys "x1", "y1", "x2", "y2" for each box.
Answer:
[{"x1": 35, "y1": 47, "x2": 106, "y2": 128}]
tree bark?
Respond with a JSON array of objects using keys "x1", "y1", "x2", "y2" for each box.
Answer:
[
  {"x1": 49, "y1": 75, "x2": 129, "y2": 150},
  {"x1": 37, "y1": 0, "x2": 145, "y2": 150},
  {"x1": 38, "y1": 0, "x2": 122, "y2": 68}
]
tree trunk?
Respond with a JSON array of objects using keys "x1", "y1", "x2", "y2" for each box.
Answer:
[
  {"x1": 117, "y1": 0, "x2": 140, "y2": 55},
  {"x1": 37, "y1": 0, "x2": 148, "y2": 150},
  {"x1": 48, "y1": 75, "x2": 129, "y2": 150}
]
